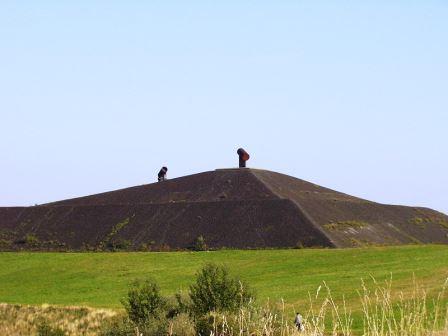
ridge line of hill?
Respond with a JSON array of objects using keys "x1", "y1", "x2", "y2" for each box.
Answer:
[{"x1": 39, "y1": 198, "x2": 285, "y2": 207}]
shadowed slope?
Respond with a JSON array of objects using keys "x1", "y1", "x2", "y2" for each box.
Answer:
[{"x1": 252, "y1": 170, "x2": 448, "y2": 246}]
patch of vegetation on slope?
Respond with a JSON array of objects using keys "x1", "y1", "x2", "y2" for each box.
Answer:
[
  {"x1": 99, "y1": 217, "x2": 131, "y2": 251},
  {"x1": 409, "y1": 216, "x2": 448, "y2": 230},
  {"x1": 324, "y1": 220, "x2": 368, "y2": 231}
]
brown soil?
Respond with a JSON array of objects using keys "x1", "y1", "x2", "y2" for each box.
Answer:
[{"x1": 0, "y1": 168, "x2": 447, "y2": 251}]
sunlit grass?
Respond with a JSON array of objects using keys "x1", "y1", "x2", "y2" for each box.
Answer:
[{"x1": 1, "y1": 245, "x2": 448, "y2": 309}]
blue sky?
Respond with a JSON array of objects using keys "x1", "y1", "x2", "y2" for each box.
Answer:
[{"x1": 1, "y1": 1, "x2": 447, "y2": 214}]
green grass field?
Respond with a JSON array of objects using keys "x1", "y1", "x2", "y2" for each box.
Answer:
[{"x1": 0, "y1": 245, "x2": 447, "y2": 311}]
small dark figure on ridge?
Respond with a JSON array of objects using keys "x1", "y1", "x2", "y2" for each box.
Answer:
[{"x1": 158, "y1": 166, "x2": 168, "y2": 182}]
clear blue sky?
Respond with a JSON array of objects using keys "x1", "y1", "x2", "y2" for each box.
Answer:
[{"x1": 1, "y1": 1, "x2": 447, "y2": 214}]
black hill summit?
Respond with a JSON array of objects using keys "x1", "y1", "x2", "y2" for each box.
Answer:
[{"x1": 1, "y1": 168, "x2": 447, "y2": 251}]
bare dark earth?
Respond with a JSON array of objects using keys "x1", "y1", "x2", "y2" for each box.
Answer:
[{"x1": 1, "y1": 168, "x2": 447, "y2": 250}]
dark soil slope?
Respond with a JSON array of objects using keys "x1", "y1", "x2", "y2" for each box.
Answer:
[
  {"x1": 252, "y1": 170, "x2": 448, "y2": 246},
  {"x1": 47, "y1": 169, "x2": 275, "y2": 206},
  {"x1": 0, "y1": 169, "x2": 447, "y2": 251}
]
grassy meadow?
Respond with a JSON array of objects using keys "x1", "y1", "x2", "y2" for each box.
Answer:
[
  {"x1": 1, "y1": 245, "x2": 448, "y2": 335},
  {"x1": 0, "y1": 245, "x2": 447, "y2": 309}
]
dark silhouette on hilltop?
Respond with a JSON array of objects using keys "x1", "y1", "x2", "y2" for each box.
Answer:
[{"x1": 158, "y1": 167, "x2": 168, "y2": 182}]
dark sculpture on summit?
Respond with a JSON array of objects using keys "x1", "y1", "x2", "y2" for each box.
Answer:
[
  {"x1": 158, "y1": 166, "x2": 168, "y2": 182},
  {"x1": 237, "y1": 148, "x2": 250, "y2": 168}
]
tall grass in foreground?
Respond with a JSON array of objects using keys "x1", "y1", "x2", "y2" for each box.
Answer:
[
  {"x1": 171, "y1": 278, "x2": 448, "y2": 336},
  {"x1": 1, "y1": 279, "x2": 447, "y2": 335},
  {"x1": 0, "y1": 303, "x2": 116, "y2": 336},
  {"x1": 359, "y1": 277, "x2": 448, "y2": 336}
]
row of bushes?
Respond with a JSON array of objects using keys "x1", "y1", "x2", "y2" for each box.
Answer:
[
  {"x1": 81, "y1": 235, "x2": 208, "y2": 252},
  {"x1": 100, "y1": 263, "x2": 254, "y2": 336}
]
